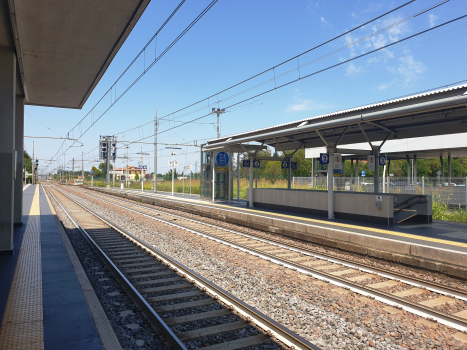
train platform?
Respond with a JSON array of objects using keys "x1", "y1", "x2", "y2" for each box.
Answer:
[
  {"x1": 0, "y1": 185, "x2": 116, "y2": 350},
  {"x1": 91, "y1": 186, "x2": 467, "y2": 279}
]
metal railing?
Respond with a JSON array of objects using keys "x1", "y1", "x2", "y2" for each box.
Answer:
[{"x1": 292, "y1": 176, "x2": 467, "y2": 207}]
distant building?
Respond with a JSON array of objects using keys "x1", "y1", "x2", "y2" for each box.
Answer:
[{"x1": 114, "y1": 165, "x2": 147, "y2": 180}]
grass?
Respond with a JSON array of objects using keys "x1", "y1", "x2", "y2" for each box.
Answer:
[{"x1": 82, "y1": 178, "x2": 467, "y2": 223}]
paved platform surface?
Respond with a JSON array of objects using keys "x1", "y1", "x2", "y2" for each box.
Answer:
[
  {"x1": 0, "y1": 185, "x2": 103, "y2": 350},
  {"x1": 102, "y1": 187, "x2": 467, "y2": 254}
]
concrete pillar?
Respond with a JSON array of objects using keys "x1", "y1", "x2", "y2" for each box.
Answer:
[
  {"x1": 413, "y1": 154, "x2": 417, "y2": 185},
  {"x1": 14, "y1": 95, "x2": 24, "y2": 225},
  {"x1": 374, "y1": 149, "x2": 380, "y2": 194},
  {"x1": 448, "y1": 153, "x2": 451, "y2": 184},
  {"x1": 0, "y1": 50, "x2": 16, "y2": 254}
]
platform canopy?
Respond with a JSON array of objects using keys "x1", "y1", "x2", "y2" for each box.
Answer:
[
  {"x1": 202, "y1": 84, "x2": 467, "y2": 153},
  {"x1": 1, "y1": 0, "x2": 150, "y2": 108}
]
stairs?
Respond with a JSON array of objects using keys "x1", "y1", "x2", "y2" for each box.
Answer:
[{"x1": 393, "y1": 195, "x2": 427, "y2": 224}]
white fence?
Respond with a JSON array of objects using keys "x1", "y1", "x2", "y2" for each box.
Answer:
[{"x1": 293, "y1": 176, "x2": 467, "y2": 207}]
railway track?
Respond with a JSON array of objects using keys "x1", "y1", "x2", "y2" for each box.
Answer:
[
  {"x1": 45, "y1": 186, "x2": 319, "y2": 350},
  {"x1": 62, "y1": 185, "x2": 467, "y2": 333}
]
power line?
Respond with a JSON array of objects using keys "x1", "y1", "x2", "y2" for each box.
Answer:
[
  {"x1": 107, "y1": 0, "x2": 444, "y2": 135},
  {"x1": 47, "y1": 0, "x2": 218, "y2": 168},
  {"x1": 124, "y1": 14, "x2": 467, "y2": 146}
]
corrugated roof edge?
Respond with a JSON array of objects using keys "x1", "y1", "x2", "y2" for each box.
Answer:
[{"x1": 206, "y1": 83, "x2": 467, "y2": 145}]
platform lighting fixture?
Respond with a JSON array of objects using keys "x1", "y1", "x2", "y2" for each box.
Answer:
[{"x1": 211, "y1": 108, "x2": 225, "y2": 139}]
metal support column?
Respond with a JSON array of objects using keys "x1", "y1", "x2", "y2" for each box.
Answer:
[
  {"x1": 82, "y1": 152, "x2": 84, "y2": 180},
  {"x1": 0, "y1": 50, "x2": 16, "y2": 252},
  {"x1": 374, "y1": 149, "x2": 380, "y2": 194},
  {"x1": 287, "y1": 156, "x2": 292, "y2": 189},
  {"x1": 355, "y1": 159, "x2": 359, "y2": 178},
  {"x1": 350, "y1": 158, "x2": 354, "y2": 184},
  {"x1": 448, "y1": 153, "x2": 451, "y2": 185},
  {"x1": 414, "y1": 154, "x2": 418, "y2": 185},
  {"x1": 440, "y1": 155, "x2": 444, "y2": 185},
  {"x1": 228, "y1": 150, "x2": 232, "y2": 203},
  {"x1": 327, "y1": 148, "x2": 334, "y2": 219},
  {"x1": 237, "y1": 153, "x2": 240, "y2": 201},
  {"x1": 406, "y1": 155, "x2": 410, "y2": 187},
  {"x1": 249, "y1": 154, "x2": 254, "y2": 208},
  {"x1": 14, "y1": 96, "x2": 24, "y2": 225}
]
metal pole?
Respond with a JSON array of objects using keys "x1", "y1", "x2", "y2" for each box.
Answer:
[
  {"x1": 212, "y1": 151, "x2": 215, "y2": 201},
  {"x1": 82, "y1": 152, "x2": 84, "y2": 180},
  {"x1": 422, "y1": 176, "x2": 425, "y2": 195},
  {"x1": 327, "y1": 150, "x2": 334, "y2": 219},
  {"x1": 126, "y1": 147, "x2": 129, "y2": 187},
  {"x1": 91, "y1": 175, "x2": 93, "y2": 187},
  {"x1": 374, "y1": 149, "x2": 380, "y2": 194},
  {"x1": 141, "y1": 145, "x2": 144, "y2": 192},
  {"x1": 440, "y1": 155, "x2": 444, "y2": 185},
  {"x1": 172, "y1": 152, "x2": 175, "y2": 196},
  {"x1": 448, "y1": 153, "x2": 451, "y2": 185},
  {"x1": 106, "y1": 140, "x2": 110, "y2": 188},
  {"x1": 217, "y1": 113, "x2": 220, "y2": 139},
  {"x1": 249, "y1": 155, "x2": 253, "y2": 208},
  {"x1": 414, "y1": 154, "x2": 417, "y2": 187},
  {"x1": 287, "y1": 157, "x2": 292, "y2": 189},
  {"x1": 72, "y1": 158, "x2": 74, "y2": 180},
  {"x1": 154, "y1": 108, "x2": 157, "y2": 192},
  {"x1": 406, "y1": 155, "x2": 410, "y2": 188},
  {"x1": 32, "y1": 141, "x2": 34, "y2": 185},
  {"x1": 183, "y1": 173, "x2": 185, "y2": 196},
  {"x1": 113, "y1": 158, "x2": 115, "y2": 187},
  {"x1": 228, "y1": 150, "x2": 231, "y2": 203},
  {"x1": 311, "y1": 157, "x2": 314, "y2": 188},
  {"x1": 190, "y1": 171, "x2": 192, "y2": 197},
  {"x1": 237, "y1": 153, "x2": 240, "y2": 200},
  {"x1": 465, "y1": 176, "x2": 467, "y2": 209}
]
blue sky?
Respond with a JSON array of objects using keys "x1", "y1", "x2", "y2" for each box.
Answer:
[{"x1": 25, "y1": 0, "x2": 467, "y2": 175}]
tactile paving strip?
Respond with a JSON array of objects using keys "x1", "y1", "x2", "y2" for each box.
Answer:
[
  {"x1": 44, "y1": 188, "x2": 122, "y2": 350},
  {"x1": 0, "y1": 186, "x2": 43, "y2": 350}
]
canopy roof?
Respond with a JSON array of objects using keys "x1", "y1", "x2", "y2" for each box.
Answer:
[
  {"x1": 2, "y1": 0, "x2": 149, "y2": 108},
  {"x1": 202, "y1": 84, "x2": 467, "y2": 152}
]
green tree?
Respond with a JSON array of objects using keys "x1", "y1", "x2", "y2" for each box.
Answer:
[
  {"x1": 98, "y1": 162, "x2": 113, "y2": 178},
  {"x1": 135, "y1": 173, "x2": 140, "y2": 181},
  {"x1": 24, "y1": 151, "x2": 32, "y2": 173},
  {"x1": 91, "y1": 166, "x2": 100, "y2": 177}
]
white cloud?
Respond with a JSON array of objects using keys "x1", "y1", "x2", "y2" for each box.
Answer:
[
  {"x1": 429, "y1": 14, "x2": 438, "y2": 28},
  {"x1": 346, "y1": 62, "x2": 362, "y2": 75},
  {"x1": 351, "y1": 12, "x2": 357, "y2": 18},
  {"x1": 378, "y1": 83, "x2": 390, "y2": 90},
  {"x1": 320, "y1": 16, "x2": 328, "y2": 24},
  {"x1": 286, "y1": 100, "x2": 332, "y2": 113},
  {"x1": 397, "y1": 55, "x2": 427, "y2": 85}
]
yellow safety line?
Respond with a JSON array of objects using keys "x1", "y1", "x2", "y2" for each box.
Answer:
[
  {"x1": 116, "y1": 188, "x2": 467, "y2": 249},
  {"x1": 0, "y1": 185, "x2": 44, "y2": 350}
]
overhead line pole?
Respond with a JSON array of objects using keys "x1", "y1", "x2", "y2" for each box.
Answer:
[{"x1": 154, "y1": 108, "x2": 157, "y2": 192}]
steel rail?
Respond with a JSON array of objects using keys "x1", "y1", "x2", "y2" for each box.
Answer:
[
  {"x1": 47, "y1": 185, "x2": 320, "y2": 350},
  {"x1": 44, "y1": 187, "x2": 188, "y2": 350},
  {"x1": 67, "y1": 186, "x2": 467, "y2": 332},
  {"x1": 80, "y1": 187, "x2": 467, "y2": 301}
]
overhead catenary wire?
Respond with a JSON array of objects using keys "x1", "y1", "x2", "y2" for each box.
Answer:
[
  {"x1": 122, "y1": 13, "x2": 467, "y2": 146},
  {"x1": 108, "y1": 0, "x2": 448, "y2": 135},
  {"x1": 46, "y1": 0, "x2": 219, "y2": 171}
]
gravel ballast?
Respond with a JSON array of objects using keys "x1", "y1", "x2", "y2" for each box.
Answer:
[{"x1": 60, "y1": 186, "x2": 467, "y2": 349}]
